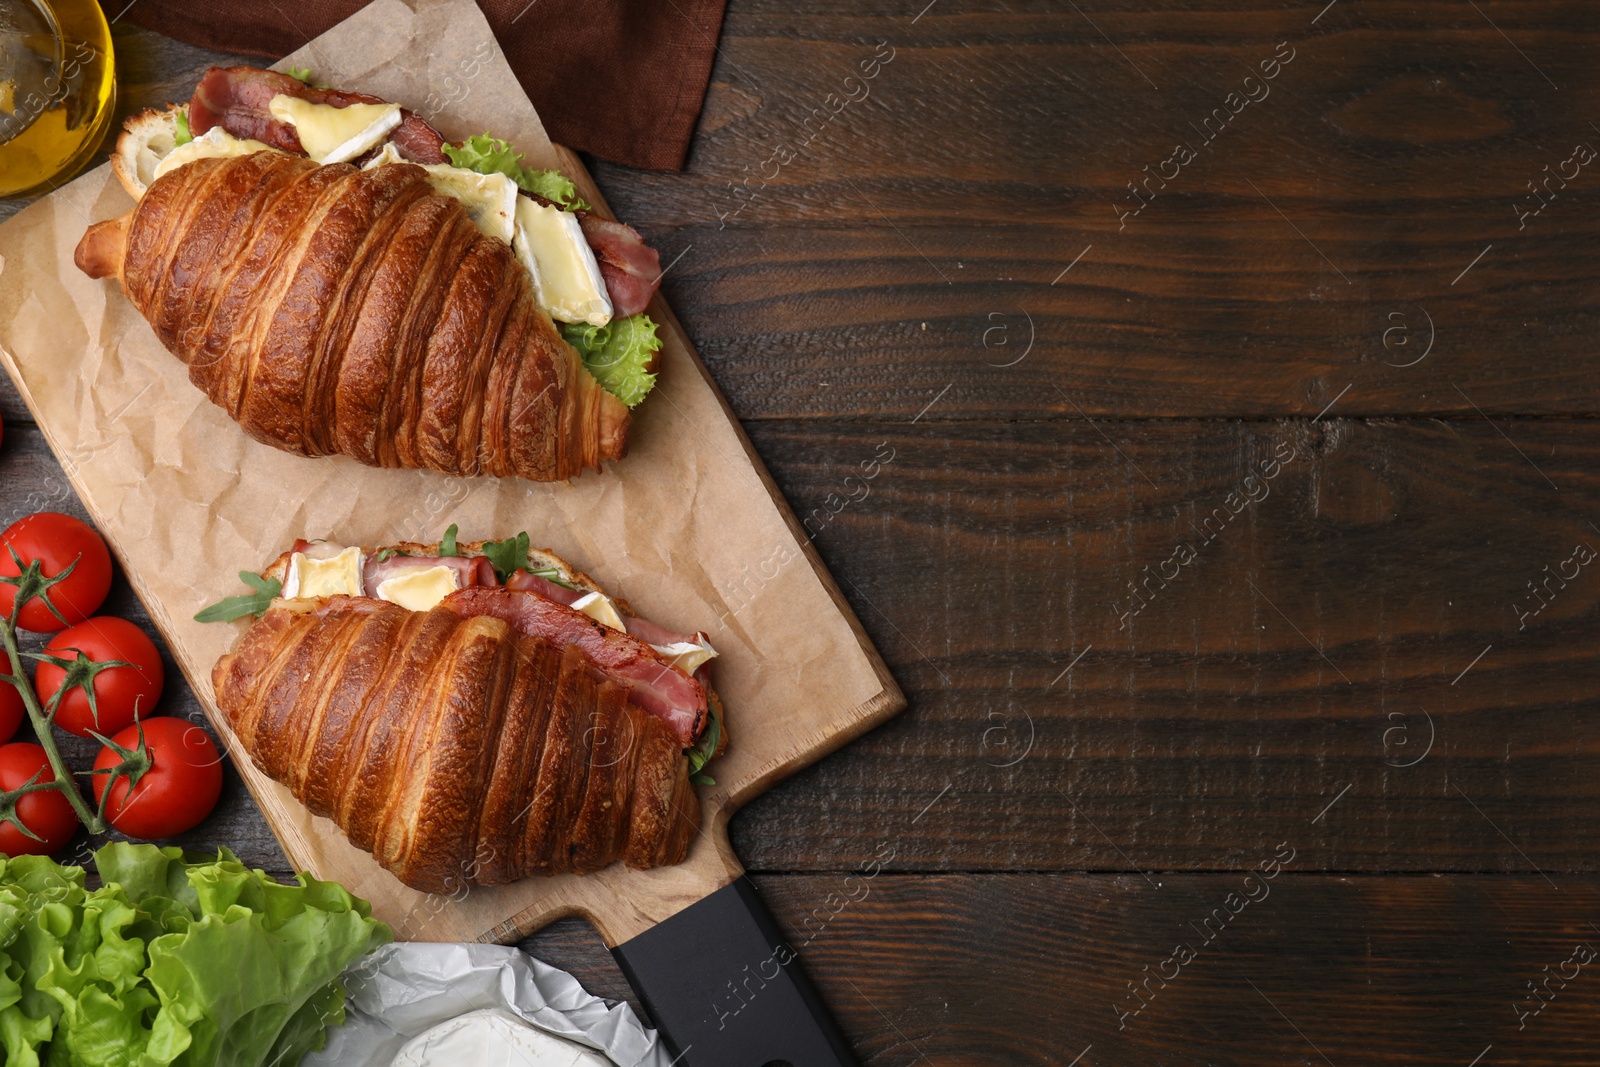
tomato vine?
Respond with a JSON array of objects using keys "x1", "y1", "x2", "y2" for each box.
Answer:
[{"x1": 0, "y1": 547, "x2": 145, "y2": 835}]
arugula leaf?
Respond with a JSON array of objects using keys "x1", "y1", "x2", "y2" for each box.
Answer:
[
  {"x1": 173, "y1": 108, "x2": 192, "y2": 147},
  {"x1": 194, "y1": 572, "x2": 281, "y2": 623},
  {"x1": 686, "y1": 701, "x2": 722, "y2": 786},
  {"x1": 481, "y1": 532, "x2": 530, "y2": 583},
  {"x1": 527, "y1": 567, "x2": 577, "y2": 591},
  {"x1": 375, "y1": 548, "x2": 403, "y2": 563},
  {"x1": 287, "y1": 65, "x2": 313, "y2": 83},
  {"x1": 441, "y1": 133, "x2": 590, "y2": 210},
  {"x1": 439, "y1": 524, "x2": 459, "y2": 557},
  {"x1": 560, "y1": 314, "x2": 661, "y2": 408}
]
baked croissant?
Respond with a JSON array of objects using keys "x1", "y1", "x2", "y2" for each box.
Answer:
[
  {"x1": 73, "y1": 151, "x2": 629, "y2": 481},
  {"x1": 213, "y1": 596, "x2": 698, "y2": 893}
]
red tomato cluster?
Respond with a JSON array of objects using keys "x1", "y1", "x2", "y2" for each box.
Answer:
[{"x1": 0, "y1": 513, "x2": 222, "y2": 854}]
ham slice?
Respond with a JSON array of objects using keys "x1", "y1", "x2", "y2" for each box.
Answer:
[
  {"x1": 444, "y1": 588, "x2": 706, "y2": 745},
  {"x1": 505, "y1": 568, "x2": 584, "y2": 606},
  {"x1": 577, "y1": 214, "x2": 662, "y2": 317}
]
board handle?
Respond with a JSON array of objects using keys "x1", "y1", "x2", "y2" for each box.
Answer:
[{"x1": 611, "y1": 876, "x2": 858, "y2": 1067}]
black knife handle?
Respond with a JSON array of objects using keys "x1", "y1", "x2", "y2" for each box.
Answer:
[{"x1": 612, "y1": 877, "x2": 859, "y2": 1067}]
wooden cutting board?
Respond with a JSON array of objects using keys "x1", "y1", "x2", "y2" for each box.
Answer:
[{"x1": 0, "y1": 119, "x2": 903, "y2": 951}]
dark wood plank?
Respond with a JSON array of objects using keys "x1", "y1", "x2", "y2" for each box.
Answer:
[
  {"x1": 527, "y1": 872, "x2": 1600, "y2": 1066},
  {"x1": 606, "y1": 0, "x2": 1600, "y2": 419},
  {"x1": 12, "y1": 9, "x2": 1600, "y2": 421},
  {"x1": 729, "y1": 415, "x2": 1600, "y2": 872},
  {"x1": 8, "y1": 407, "x2": 1598, "y2": 876}
]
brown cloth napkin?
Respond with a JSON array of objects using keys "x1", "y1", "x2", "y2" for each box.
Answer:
[{"x1": 101, "y1": 0, "x2": 728, "y2": 170}]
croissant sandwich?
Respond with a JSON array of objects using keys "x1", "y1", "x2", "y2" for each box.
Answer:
[
  {"x1": 201, "y1": 528, "x2": 725, "y2": 893},
  {"x1": 74, "y1": 65, "x2": 667, "y2": 482}
]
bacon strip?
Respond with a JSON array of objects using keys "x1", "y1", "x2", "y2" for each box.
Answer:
[
  {"x1": 504, "y1": 569, "x2": 699, "y2": 646},
  {"x1": 443, "y1": 588, "x2": 706, "y2": 745},
  {"x1": 577, "y1": 214, "x2": 662, "y2": 317},
  {"x1": 189, "y1": 66, "x2": 390, "y2": 153},
  {"x1": 388, "y1": 113, "x2": 448, "y2": 164},
  {"x1": 186, "y1": 66, "x2": 663, "y2": 320}
]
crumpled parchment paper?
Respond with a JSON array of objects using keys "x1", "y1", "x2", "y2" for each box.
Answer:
[{"x1": 0, "y1": 0, "x2": 897, "y2": 942}]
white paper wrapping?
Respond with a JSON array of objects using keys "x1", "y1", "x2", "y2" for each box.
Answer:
[{"x1": 305, "y1": 942, "x2": 669, "y2": 1067}]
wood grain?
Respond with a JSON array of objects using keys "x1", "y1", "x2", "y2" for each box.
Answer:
[
  {"x1": 7, "y1": 410, "x2": 1597, "y2": 876},
  {"x1": 4, "y1": 7, "x2": 1600, "y2": 1064},
  {"x1": 528, "y1": 872, "x2": 1600, "y2": 1066},
  {"x1": 596, "y1": 0, "x2": 1600, "y2": 419},
  {"x1": 732, "y1": 417, "x2": 1600, "y2": 873},
  {"x1": 13, "y1": 9, "x2": 1600, "y2": 420}
]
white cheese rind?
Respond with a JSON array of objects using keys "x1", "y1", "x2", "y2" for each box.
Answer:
[
  {"x1": 570, "y1": 591, "x2": 628, "y2": 633},
  {"x1": 650, "y1": 637, "x2": 720, "y2": 675},
  {"x1": 267, "y1": 94, "x2": 401, "y2": 164},
  {"x1": 512, "y1": 197, "x2": 613, "y2": 326},
  {"x1": 282, "y1": 546, "x2": 364, "y2": 599},
  {"x1": 364, "y1": 144, "x2": 518, "y2": 243},
  {"x1": 375, "y1": 565, "x2": 461, "y2": 612},
  {"x1": 151, "y1": 127, "x2": 277, "y2": 181},
  {"x1": 390, "y1": 1009, "x2": 613, "y2": 1067}
]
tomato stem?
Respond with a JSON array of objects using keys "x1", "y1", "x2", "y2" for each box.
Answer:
[{"x1": 0, "y1": 560, "x2": 107, "y2": 835}]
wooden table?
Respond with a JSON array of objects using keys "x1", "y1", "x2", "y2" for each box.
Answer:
[{"x1": 5, "y1": 4, "x2": 1599, "y2": 1062}]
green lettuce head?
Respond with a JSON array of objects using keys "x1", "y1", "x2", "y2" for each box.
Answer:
[{"x1": 0, "y1": 844, "x2": 390, "y2": 1067}]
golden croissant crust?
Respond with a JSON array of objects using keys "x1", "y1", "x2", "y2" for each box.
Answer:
[
  {"x1": 75, "y1": 152, "x2": 629, "y2": 481},
  {"x1": 212, "y1": 597, "x2": 697, "y2": 893}
]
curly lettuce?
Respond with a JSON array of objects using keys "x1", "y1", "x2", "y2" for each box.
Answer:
[
  {"x1": 442, "y1": 133, "x2": 589, "y2": 211},
  {"x1": 0, "y1": 844, "x2": 389, "y2": 1067},
  {"x1": 560, "y1": 314, "x2": 661, "y2": 408}
]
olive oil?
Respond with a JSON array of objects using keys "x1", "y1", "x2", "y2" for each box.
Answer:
[{"x1": 0, "y1": 0, "x2": 115, "y2": 198}]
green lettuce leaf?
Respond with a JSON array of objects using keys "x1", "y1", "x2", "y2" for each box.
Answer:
[
  {"x1": 172, "y1": 108, "x2": 192, "y2": 147},
  {"x1": 0, "y1": 844, "x2": 389, "y2": 1067},
  {"x1": 560, "y1": 314, "x2": 661, "y2": 408},
  {"x1": 442, "y1": 133, "x2": 589, "y2": 210}
]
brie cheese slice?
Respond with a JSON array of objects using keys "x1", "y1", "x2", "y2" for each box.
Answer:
[
  {"x1": 390, "y1": 1009, "x2": 612, "y2": 1067},
  {"x1": 651, "y1": 636, "x2": 720, "y2": 675},
  {"x1": 512, "y1": 197, "x2": 613, "y2": 326},
  {"x1": 267, "y1": 94, "x2": 401, "y2": 164},
  {"x1": 375, "y1": 564, "x2": 460, "y2": 612},
  {"x1": 365, "y1": 142, "x2": 518, "y2": 243},
  {"x1": 152, "y1": 127, "x2": 277, "y2": 182},
  {"x1": 570, "y1": 591, "x2": 628, "y2": 633},
  {"x1": 282, "y1": 546, "x2": 364, "y2": 599}
]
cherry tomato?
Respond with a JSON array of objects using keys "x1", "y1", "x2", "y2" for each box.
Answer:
[
  {"x1": 93, "y1": 717, "x2": 222, "y2": 839},
  {"x1": 0, "y1": 682, "x2": 23, "y2": 745},
  {"x1": 0, "y1": 743, "x2": 80, "y2": 855},
  {"x1": 34, "y1": 617, "x2": 164, "y2": 738},
  {"x1": 0, "y1": 513, "x2": 112, "y2": 632}
]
